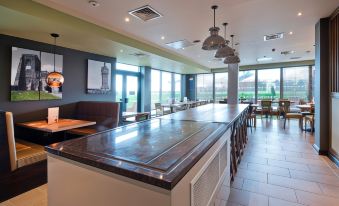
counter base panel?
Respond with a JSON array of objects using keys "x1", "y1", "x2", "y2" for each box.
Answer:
[{"x1": 47, "y1": 130, "x2": 231, "y2": 206}]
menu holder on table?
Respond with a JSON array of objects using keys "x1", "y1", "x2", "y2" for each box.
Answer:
[{"x1": 48, "y1": 107, "x2": 59, "y2": 125}]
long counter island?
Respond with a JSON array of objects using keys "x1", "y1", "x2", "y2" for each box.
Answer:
[{"x1": 46, "y1": 104, "x2": 249, "y2": 206}]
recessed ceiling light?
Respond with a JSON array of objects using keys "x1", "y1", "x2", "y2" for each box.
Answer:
[
  {"x1": 289, "y1": 31, "x2": 293, "y2": 35},
  {"x1": 161, "y1": 36, "x2": 165, "y2": 40},
  {"x1": 125, "y1": 17, "x2": 130, "y2": 22},
  {"x1": 182, "y1": 48, "x2": 185, "y2": 50},
  {"x1": 120, "y1": 49, "x2": 123, "y2": 53},
  {"x1": 257, "y1": 56, "x2": 272, "y2": 62},
  {"x1": 298, "y1": 12, "x2": 302, "y2": 16},
  {"x1": 88, "y1": 0, "x2": 100, "y2": 7}
]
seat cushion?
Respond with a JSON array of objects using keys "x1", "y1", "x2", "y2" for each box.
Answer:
[
  {"x1": 285, "y1": 113, "x2": 302, "y2": 118},
  {"x1": 15, "y1": 139, "x2": 46, "y2": 168}
]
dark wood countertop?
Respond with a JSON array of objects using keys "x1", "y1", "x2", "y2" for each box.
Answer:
[
  {"x1": 46, "y1": 104, "x2": 249, "y2": 190},
  {"x1": 161, "y1": 104, "x2": 249, "y2": 124}
]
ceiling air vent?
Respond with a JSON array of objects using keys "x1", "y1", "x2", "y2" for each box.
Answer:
[
  {"x1": 264, "y1": 33, "x2": 284, "y2": 41},
  {"x1": 129, "y1": 5, "x2": 162, "y2": 21},
  {"x1": 129, "y1": 52, "x2": 149, "y2": 57},
  {"x1": 281, "y1": 50, "x2": 295, "y2": 55},
  {"x1": 166, "y1": 39, "x2": 194, "y2": 49}
]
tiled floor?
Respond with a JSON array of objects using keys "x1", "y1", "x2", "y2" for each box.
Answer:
[
  {"x1": 215, "y1": 118, "x2": 339, "y2": 206},
  {"x1": 1, "y1": 119, "x2": 338, "y2": 206}
]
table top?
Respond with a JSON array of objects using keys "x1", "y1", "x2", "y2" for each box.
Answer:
[
  {"x1": 17, "y1": 119, "x2": 96, "y2": 133},
  {"x1": 46, "y1": 104, "x2": 248, "y2": 190},
  {"x1": 122, "y1": 112, "x2": 139, "y2": 118},
  {"x1": 296, "y1": 105, "x2": 312, "y2": 109},
  {"x1": 258, "y1": 100, "x2": 296, "y2": 103},
  {"x1": 161, "y1": 100, "x2": 208, "y2": 107}
]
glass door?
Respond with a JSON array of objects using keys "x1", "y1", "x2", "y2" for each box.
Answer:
[{"x1": 115, "y1": 74, "x2": 139, "y2": 112}]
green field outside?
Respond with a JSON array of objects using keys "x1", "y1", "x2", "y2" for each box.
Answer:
[{"x1": 11, "y1": 91, "x2": 61, "y2": 101}]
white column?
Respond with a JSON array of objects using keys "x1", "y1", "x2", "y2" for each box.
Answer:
[{"x1": 227, "y1": 64, "x2": 239, "y2": 104}]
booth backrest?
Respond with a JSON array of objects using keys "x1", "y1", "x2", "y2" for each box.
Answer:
[
  {"x1": 6, "y1": 112, "x2": 17, "y2": 171},
  {"x1": 75, "y1": 101, "x2": 120, "y2": 129},
  {"x1": 0, "y1": 111, "x2": 10, "y2": 174}
]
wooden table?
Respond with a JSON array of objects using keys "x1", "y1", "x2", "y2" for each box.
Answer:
[
  {"x1": 296, "y1": 105, "x2": 311, "y2": 112},
  {"x1": 17, "y1": 119, "x2": 96, "y2": 133}
]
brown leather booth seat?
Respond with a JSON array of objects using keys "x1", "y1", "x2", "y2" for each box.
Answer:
[{"x1": 68, "y1": 101, "x2": 120, "y2": 136}]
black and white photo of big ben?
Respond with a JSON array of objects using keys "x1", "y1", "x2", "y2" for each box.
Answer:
[
  {"x1": 10, "y1": 47, "x2": 63, "y2": 101},
  {"x1": 87, "y1": 59, "x2": 112, "y2": 94}
]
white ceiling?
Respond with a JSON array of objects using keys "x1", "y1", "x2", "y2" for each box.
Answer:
[{"x1": 34, "y1": 0, "x2": 337, "y2": 68}]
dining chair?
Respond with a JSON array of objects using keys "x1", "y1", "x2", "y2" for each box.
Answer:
[
  {"x1": 155, "y1": 103, "x2": 170, "y2": 116},
  {"x1": 247, "y1": 104, "x2": 256, "y2": 132},
  {"x1": 304, "y1": 104, "x2": 315, "y2": 132},
  {"x1": 260, "y1": 100, "x2": 272, "y2": 118},
  {"x1": 278, "y1": 100, "x2": 291, "y2": 119},
  {"x1": 5, "y1": 112, "x2": 46, "y2": 171},
  {"x1": 284, "y1": 102, "x2": 303, "y2": 129}
]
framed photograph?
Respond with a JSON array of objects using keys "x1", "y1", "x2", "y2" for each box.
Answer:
[
  {"x1": 10, "y1": 47, "x2": 63, "y2": 101},
  {"x1": 87, "y1": 59, "x2": 112, "y2": 94}
]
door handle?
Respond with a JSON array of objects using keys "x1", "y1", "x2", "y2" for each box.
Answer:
[{"x1": 125, "y1": 98, "x2": 129, "y2": 103}]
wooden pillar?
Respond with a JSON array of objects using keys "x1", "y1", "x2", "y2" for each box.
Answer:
[{"x1": 314, "y1": 18, "x2": 330, "y2": 154}]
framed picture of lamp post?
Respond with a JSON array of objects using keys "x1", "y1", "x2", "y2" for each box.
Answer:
[
  {"x1": 10, "y1": 47, "x2": 63, "y2": 101},
  {"x1": 87, "y1": 59, "x2": 112, "y2": 94}
]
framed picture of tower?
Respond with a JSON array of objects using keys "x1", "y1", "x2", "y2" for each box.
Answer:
[
  {"x1": 10, "y1": 47, "x2": 63, "y2": 101},
  {"x1": 87, "y1": 59, "x2": 112, "y2": 94}
]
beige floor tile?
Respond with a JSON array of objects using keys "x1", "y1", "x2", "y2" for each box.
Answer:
[
  {"x1": 307, "y1": 164, "x2": 337, "y2": 176},
  {"x1": 268, "y1": 197, "x2": 304, "y2": 206},
  {"x1": 319, "y1": 183, "x2": 339, "y2": 198},
  {"x1": 268, "y1": 174, "x2": 322, "y2": 194},
  {"x1": 218, "y1": 199, "x2": 227, "y2": 206},
  {"x1": 236, "y1": 168, "x2": 268, "y2": 183},
  {"x1": 226, "y1": 201, "x2": 243, "y2": 206},
  {"x1": 290, "y1": 170, "x2": 339, "y2": 186},
  {"x1": 247, "y1": 163, "x2": 290, "y2": 177},
  {"x1": 245, "y1": 152, "x2": 285, "y2": 161},
  {"x1": 242, "y1": 156, "x2": 268, "y2": 165},
  {"x1": 231, "y1": 177, "x2": 244, "y2": 189},
  {"x1": 267, "y1": 159, "x2": 309, "y2": 171},
  {"x1": 266, "y1": 149, "x2": 302, "y2": 158},
  {"x1": 295, "y1": 190, "x2": 339, "y2": 206},
  {"x1": 285, "y1": 156, "x2": 326, "y2": 166},
  {"x1": 228, "y1": 188, "x2": 268, "y2": 206},
  {"x1": 0, "y1": 201, "x2": 14, "y2": 206},
  {"x1": 6, "y1": 187, "x2": 47, "y2": 206},
  {"x1": 242, "y1": 179, "x2": 297, "y2": 202}
]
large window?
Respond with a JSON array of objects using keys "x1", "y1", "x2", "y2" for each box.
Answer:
[
  {"x1": 116, "y1": 63, "x2": 139, "y2": 72},
  {"x1": 151, "y1": 70, "x2": 160, "y2": 109},
  {"x1": 257, "y1": 68, "x2": 280, "y2": 100},
  {"x1": 239, "y1": 70, "x2": 255, "y2": 102},
  {"x1": 174, "y1": 74, "x2": 181, "y2": 101},
  {"x1": 197, "y1": 74, "x2": 213, "y2": 100},
  {"x1": 214, "y1": 73, "x2": 228, "y2": 101},
  {"x1": 161, "y1": 72, "x2": 172, "y2": 103},
  {"x1": 283, "y1": 66, "x2": 309, "y2": 101}
]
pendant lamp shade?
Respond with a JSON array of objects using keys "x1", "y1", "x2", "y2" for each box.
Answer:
[
  {"x1": 224, "y1": 34, "x2": 240, "y2": 64},
  {"x1": 224, "y1": 53, "x2": 240, "y2": 64},
  {"x1": 46, "y1": 33, "x2": 64, "y2": 88},
  {"x1": 215, "y1": 22, "x2": 234, "y2": 58},
  {"x1": 202, "y1": 5, "x2": 225, "y2": 50}
]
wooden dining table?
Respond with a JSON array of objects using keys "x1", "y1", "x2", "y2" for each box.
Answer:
[{"x1": 17, "y1": 119, "x2": 96, "y2": 133}]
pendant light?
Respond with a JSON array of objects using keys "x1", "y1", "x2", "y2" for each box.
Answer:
[
  {"x1": 224, "y1": 35, "x2": 240, "y2": 64},
  {"x1": 215, "y1": 22, "x2": 234, "y2": 58},
  {"x1": 46, "y1": 33, "x2": 64, "y2": 88},
  {"x1": 202, "y1": 5, "x2": 225, "y2": 50}
]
